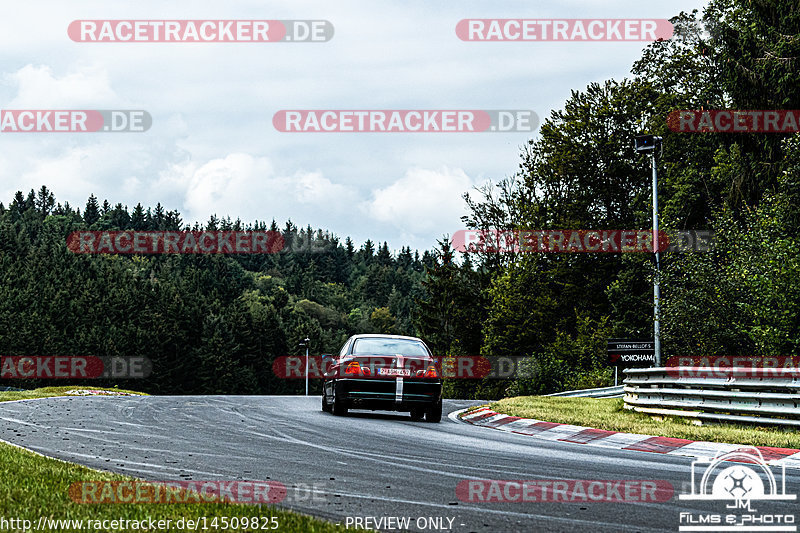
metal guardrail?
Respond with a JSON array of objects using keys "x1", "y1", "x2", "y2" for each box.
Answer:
[
  {"x1": 623, "y1": 367, "x2": 800, "y2": 427},
  {"x1": 548, "y1": 385, "x2": 624, "y2": 398}
]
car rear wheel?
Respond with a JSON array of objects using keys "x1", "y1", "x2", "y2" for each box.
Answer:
[
  {"x1": 332, "y1": 387, "x2": 348, "y2": 416},
  {"x1": 410, "y1": 407, "x2": 425, "y2": 421},
  {"x1": 425, "y1": 399, "x2": 442, "y2": 423},
  {"x1": 322, "y1": 392, "x2": 332, "y2": 413}
]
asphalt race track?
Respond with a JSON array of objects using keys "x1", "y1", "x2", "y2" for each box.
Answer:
[{"x1": 1, "y1": 396, "x2": 798, "y2": 532}]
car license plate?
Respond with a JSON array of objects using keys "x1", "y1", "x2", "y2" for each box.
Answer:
[{"x1": 378, "y1": 368, "x2": 411, "y2": 377}]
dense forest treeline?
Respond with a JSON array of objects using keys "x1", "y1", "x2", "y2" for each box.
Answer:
[
  {"x1": 0, "y1": 189, "x2": 435, "y2": 394},
  {"x1": 3, "y1": 0, "x2": 799, "y2": 399}
]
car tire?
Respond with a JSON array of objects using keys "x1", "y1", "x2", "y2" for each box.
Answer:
[
  {"x1": 410, "y1": 407, "x2": 425, "y2": 421},
  {"x1": 425, "y1": 399, "x2": 442, "y2": 423},
  {"x1": 332, "y1": 386, "x2": 348, "y2": 416},
  {"x1": 322, "y1": 392, "x2": 332, "y2": 413}
]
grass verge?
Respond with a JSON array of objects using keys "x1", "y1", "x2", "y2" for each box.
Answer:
[
  {"x1": 488, "y1": 396, "x2": 800, "y2": 449},
  {"x1": 0, "y1": 386, "x2": 147, "y2": 402},
  {"x1": 0, "y1": 387, "x2": 355, "y2": 532}
]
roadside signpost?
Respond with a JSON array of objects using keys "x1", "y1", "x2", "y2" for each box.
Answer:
[{"x1": 607, "y1": 338, "x2": 656, "y2": 385}]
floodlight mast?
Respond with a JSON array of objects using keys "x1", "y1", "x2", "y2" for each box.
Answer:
[
  {"x1": 651, "y1": 146, "x2": 661, "y2": 368},
  {"x1": 634, "y1": 135, "x2": 663, "y2": 367}
]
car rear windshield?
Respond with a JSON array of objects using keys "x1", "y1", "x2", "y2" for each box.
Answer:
[{"x1": 351, "y1": 338, "x2": 430, "y2": 357}]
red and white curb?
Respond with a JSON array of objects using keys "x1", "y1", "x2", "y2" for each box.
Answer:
[{"x1": 455, "y1": 406, "x2": 800, "y2": 469}]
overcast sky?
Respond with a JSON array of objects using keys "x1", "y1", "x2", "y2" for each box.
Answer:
[{"x1": 0, "y1": 0, "x2": 707, "y2": 253}]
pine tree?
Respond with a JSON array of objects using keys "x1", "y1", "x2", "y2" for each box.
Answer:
[
  {"x1": 166, "y1": 210, "x2": 184, "y2": 230},
  {"x1": 84, "y1": 194, "x2": 100, "y2": 225},
  {"x1": 398, "y1": 246, "x2": 413, "y2": 269},
  {"x1": 110, "y1": 203, "x2": 130, "y2": 228},
  {"x1": 131, "y1": 203, "x2": 146, "y2": 230},
  {"x1": 345, "y1": 237, "x2": 355, "y2": 259},
  {"x1": 377, "y1": 241, "x2": 392, "y2": 266},
  {"x1": 153, "y1": 203, "x2": 165, "y2": 229},
  {"x1": 35, "y1": 186, "x2": 55, "y2": 217},
  {"x1": 206, "y1": 214, "x2": 219, "y2": 231},
  {"x1": 10, "y1": 191, "x2": 26, "y2": 220},
  {"x1": 24, "y1": 190, "x2": 36, "y2": 212},
  {"x1": 361, "y1": 239, "x2": 375, "y2": 265}
]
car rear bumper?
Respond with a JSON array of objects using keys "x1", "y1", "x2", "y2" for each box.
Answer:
[{"x1": 335, "y1": 378, "x2": 441, "y2": 411}]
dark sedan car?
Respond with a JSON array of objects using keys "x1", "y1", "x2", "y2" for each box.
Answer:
[{"x1": 321, "y1": 334, "x2": 442, "y2": 422}]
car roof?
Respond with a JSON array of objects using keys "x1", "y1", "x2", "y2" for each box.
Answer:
[{"x1": 348, "y1": 334, "x2": 425, "y2": 342}]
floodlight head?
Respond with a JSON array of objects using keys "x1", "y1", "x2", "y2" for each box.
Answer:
[{"x1": 635, "y1": 135, "x2": 662, "y2": 153}]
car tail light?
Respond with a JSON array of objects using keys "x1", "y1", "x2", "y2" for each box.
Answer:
[
  {"x1": 344, "y1": 361, "x2": 371, "y2": 376},
  {"x1": 425, "y1": 365, "x2": 438, "y2": 378}
]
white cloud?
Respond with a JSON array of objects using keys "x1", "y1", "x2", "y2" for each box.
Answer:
[
  {"x1": 363, "y1": 167, "x2": 477, "y2": 237},
  {"x1": 16, "y1": 147, "x2": 95, "y2": 198},
  {"x1": 4, "y1": 64, "x2": 119, "y2": 108},
  {"x1": 161, "y1": 153, "x2": 359, "y2": 226}
]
